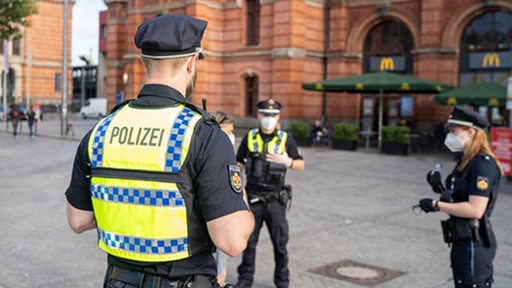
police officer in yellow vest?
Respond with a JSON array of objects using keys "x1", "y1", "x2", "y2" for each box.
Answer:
[
  {"x1": 236, "y1": 99, "x2": 305, "y2": 288},
  {"x1": 65, "y1": 14, "x2": 254, "y2": 288}
]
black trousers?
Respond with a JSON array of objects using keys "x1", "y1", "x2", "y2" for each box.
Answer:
[
  {"x1": 237, "y1": 200, "x2": 289, "y2": 288},
  {"x1": 451, "y1": 238, "x2": 496, "y2": 288}
]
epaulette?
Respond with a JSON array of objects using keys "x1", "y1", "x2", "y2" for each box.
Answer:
[
  {"x1": 180, "y1": 101, "x2": 219, "y2": 127},
  {"x1": 109, "y1": 99, "x2": 132, "y2": 115}
]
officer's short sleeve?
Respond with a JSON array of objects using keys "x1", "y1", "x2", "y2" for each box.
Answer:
[
  {"x1": 65, "y1": 132, "x2": 94, "y2": 211},
  {"x1": 286, "y1": 135, "x2": 303, "y2": 160},
  {"x1": 194, "y1": 124, "x2": 248, "y2": 222},
  {"x1": 467, "y1": 155, "x2": 500, "y2": 197},
  {"x1": 236, "y1": 134, "x2": 249, "y2": 163}
]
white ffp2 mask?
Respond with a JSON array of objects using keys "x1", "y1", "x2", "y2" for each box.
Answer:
[
  {"x1": 261, "y1": 117, "x2": 278, "y2": 131},
  {"x1": 444, "y1": 132, "x2": 466, "y2": 152}
]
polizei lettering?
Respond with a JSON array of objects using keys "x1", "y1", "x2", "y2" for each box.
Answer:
[{"x1": 110, "y1": 126, "x2": 166, "y2": 147}]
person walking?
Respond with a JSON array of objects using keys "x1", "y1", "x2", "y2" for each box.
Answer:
[
  {"x1": 65, "y1": 14, "x2": 254, "y2": 288},
  {"x1": 26, "y1": 107, "x2": 37, "y2": 137},
  {"x1": 236, "y1": 99, "x2": 305, "y2": 288},
  {"x1": 418, "y1": 106, "x2": 502, "y2": 288},
  {"x1": 8, "y1": 104, "x2": 20, "y2": 136},
  {"x1": 210, "y1": 110, "x2": 236, "y2": 286}
]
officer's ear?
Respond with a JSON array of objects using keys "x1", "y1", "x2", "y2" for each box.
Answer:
[{"x1": 186, "y1": 54, "x2": 198, "y2": 73}]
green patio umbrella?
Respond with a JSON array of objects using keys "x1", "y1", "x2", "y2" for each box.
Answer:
[
  {"x1": 434, "y1": 82, "x2": 506, "y2": 107},
  {"x1": 302, "y1": 71, "x2": 453, "y2": 147}
]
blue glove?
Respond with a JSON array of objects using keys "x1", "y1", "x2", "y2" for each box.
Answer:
[{"x1": 419, "y1": 198, "x2": 438, "y2": 213}]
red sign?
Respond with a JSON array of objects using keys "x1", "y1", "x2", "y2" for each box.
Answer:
[{"x1": 491, "y1": 127, "x2": 512, "y2": 176}]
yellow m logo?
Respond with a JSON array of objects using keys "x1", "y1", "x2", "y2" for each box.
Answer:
[
  {"x1": 488, "y1": 98, "x2": 499, "y2": 106},
  {"x1": 483, "y1": 53, "x2": 500, "y2": 68},
  {"x1": 380, "y1": 57, "x2": 394, "y2": 71},
  {"x1": 447, "y1": 97, "x2": 457, "y2": 105},
  {"x1": 315, "y1": 83, "x2": 324, "y2": 90}
]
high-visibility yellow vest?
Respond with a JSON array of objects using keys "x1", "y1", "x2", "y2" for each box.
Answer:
[
  {"x1": 245, "y1": 129, "x2": 288, "y2": 191},
  {"x1": 87, "y1": 103, "x2": 202, "y2": 262},
  {"x1": 247, "y1": 129, "x2": 287, "y2": 155}
]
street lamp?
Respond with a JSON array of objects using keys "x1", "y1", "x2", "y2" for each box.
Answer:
[{"x1": 61, "y1": 0, "x2": 69, "y2": 136}]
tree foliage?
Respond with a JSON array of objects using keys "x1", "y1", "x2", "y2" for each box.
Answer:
[{"x1": 0, "y1": 0, "x2": 38, "y2": 40}]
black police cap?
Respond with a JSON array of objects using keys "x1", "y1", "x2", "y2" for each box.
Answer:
[
  {"x1": 447, "y1": 106, "x2": 489, "y2": 130},
  {"x1": 134, "y1": 14, "x2": 207, "y2": 59},
  {"x1": 257, "y1": 99, "x2": 282, "y2": 114}
]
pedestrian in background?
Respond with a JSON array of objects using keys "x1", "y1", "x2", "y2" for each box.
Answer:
[
  {"x1": 26, "y1": 107, "x2": 37, "y2": 137},
  {"x1": 65, "y1": 14, "x2": 254, "y2": 288},
  {"x1": 236, "y1": 99, "x2": 305, "y2": 288},
  {"x1": 210, "y1": 110, "x2": 236, "y2": 286},
  {"x1": 418, "y1": 106, "x2": 503, "y2": 288},
  {"x1": 8, "y1": 104, "x2": 20, "y2": 136}
]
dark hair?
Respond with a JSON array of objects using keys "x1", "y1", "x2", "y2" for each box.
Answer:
[{"x1": 211, "y1": 110, "x2": 233, "y2": 125}]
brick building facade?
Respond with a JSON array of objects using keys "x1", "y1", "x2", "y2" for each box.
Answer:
[
  {"x1": 102, "y1": 1, "x2": 512, "y2": 130},
  {"x1": 1, "y1": 0, "x2": 74, "y2": 110}
]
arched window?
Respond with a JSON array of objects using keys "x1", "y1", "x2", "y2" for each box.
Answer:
[
  {"x1": 361, "y1": 20, "x2": 414, "y2": 131},
  {"x1": 245, "y1": 76, "x2": 258, "y2": 117},
  {"x1": 246, "y1": 0, "x2": 260, "y2": 46},
  {"x1": 459, "y1": 9, "x2": 512, "y2": 126},
  {"x1": 459, "y1": 10, "x2": 512, "y2": 86},
  {"x1": 461, "y1": 10, "x2": 512, "y2": 51},
  {"x1": 363, "y1": 20, "x2": 414, "y2": 73}
]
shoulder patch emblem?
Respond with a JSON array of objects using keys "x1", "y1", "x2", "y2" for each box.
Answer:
[
  {"x1": 228, "y1": 165, "x2": 243, "y2": 193},
  {"x1": 476, "y1": 176, "x2": 489, "y2": 191}
]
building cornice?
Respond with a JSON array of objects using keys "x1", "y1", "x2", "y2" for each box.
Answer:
[
  {"x1": 107, "y1": 60, "x2": 125, "y2": 68},
  {"x1": 411, "y1": 48, "x2": 458, "y2": 55},
  {"x1": 204, "y1": 48, "x2": 362, "y2": 60}
]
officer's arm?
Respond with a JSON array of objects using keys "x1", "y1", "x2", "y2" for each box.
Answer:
[
  {"x1": 436, "y1": 195, "x2": 489, "y2": 219},
  {"x1": 287, "y1": 136, "x2": 305, "y2": 171},
  {"x1": 207, "y1": 209, "x2": 254, "y2": 257},
  {"x1": 66, "y1": 202, "x2": 96, "y2": 233},
  {"x1": 289, "y1": 158, "x2": 305, "y2": 171},
  {"x1": 437, "y1": 156, "x2": 495, "y2": 219}
]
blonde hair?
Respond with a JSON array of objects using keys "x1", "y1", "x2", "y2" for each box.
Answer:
[
  {"x1": 458, "y1": 128, "x2": 504, "y2": 174},
  {"x1": 211, "y1": 110, "x2": 234, "y2": 126}
]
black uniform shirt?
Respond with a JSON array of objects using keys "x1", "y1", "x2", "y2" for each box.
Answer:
[
  {"x1": 65, "y1": 84, "x2": 248, "y2": 277},
  {"x1": 447, "y1": 154, "x2": 501, "y2": 216}
]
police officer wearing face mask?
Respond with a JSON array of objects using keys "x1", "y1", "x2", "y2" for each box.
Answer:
[
  {"x1": 418, "y1": 106, "x2": 503, "y2": 288},
  {"x1": 235, "y1": 99, "x2": 305, "y2": 288}
]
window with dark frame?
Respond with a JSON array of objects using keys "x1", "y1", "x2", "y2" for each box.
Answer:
[
  {"x1": 245, "y1": 76, "x2": 259, "y2": 117},
  {"x1": 101, "y1": 24, "x2": 108, "y2": 39},
  {"x1": 12, "y1": 38, "x2": 20, "y2": 55},
  {"x1": 246, "y1": 0, "x2": 260, "y2": 46}
]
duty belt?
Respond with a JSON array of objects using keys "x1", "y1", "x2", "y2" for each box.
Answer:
[
  {"x1": 109, "y1": 266, "x2": 190, "y2": 288},
  {"x1": 248, "y1": 191, "x2": 279, "y2": 204}
]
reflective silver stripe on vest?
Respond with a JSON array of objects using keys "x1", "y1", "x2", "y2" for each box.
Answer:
[
  {"x1": 274, "y1": 130, "x2": 285, "y2": 154},
  {"x1": 97, "y1": 227, "x2": 188, "y2": 255},
  {"x1": 165, "y1": 107, "x2": 195, "y2": 172},
  {"x1": 90, "y1": 114, "x2": 117, "y2": 168},
  {"x1": 90, "y1": 184, "x2": 184, "y2": 206},
  {"x1": 251, "y1": 129, "x2": 259, "y2": 152}
]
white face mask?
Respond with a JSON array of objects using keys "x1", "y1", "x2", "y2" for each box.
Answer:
[
  {"x1": 444, "y1": 132, "x2": 466, "y2": 152},
  {"x1": 228, "y1": 133, "x2": 235, "y2": 147},
  {"x1": 261, "y1": 117, "x2": 278, "y2": 131}
]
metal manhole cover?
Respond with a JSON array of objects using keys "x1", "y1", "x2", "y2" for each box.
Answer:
[{"x1": 309, "y1": 259, "x2": 404, "y2": 287}]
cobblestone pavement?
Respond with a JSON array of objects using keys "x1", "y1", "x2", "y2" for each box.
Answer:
[{"x1": 1, "y1": 118, "x2": 511, "y2": 288}]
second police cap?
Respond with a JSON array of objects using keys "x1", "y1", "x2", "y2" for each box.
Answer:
[
  {"x1": 134, "y1": 14, "x2": 207, "y2": 59},
  {"x1": 447, "y1": 106, "x2": 489, "y2": 130},
  {"x1": 257, "y1": 99, "x2": 282, "y2": 114}
]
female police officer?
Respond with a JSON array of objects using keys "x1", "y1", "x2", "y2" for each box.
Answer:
[{"x1": 418, "y1": 106, "x2": 503, "y2": 288}]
